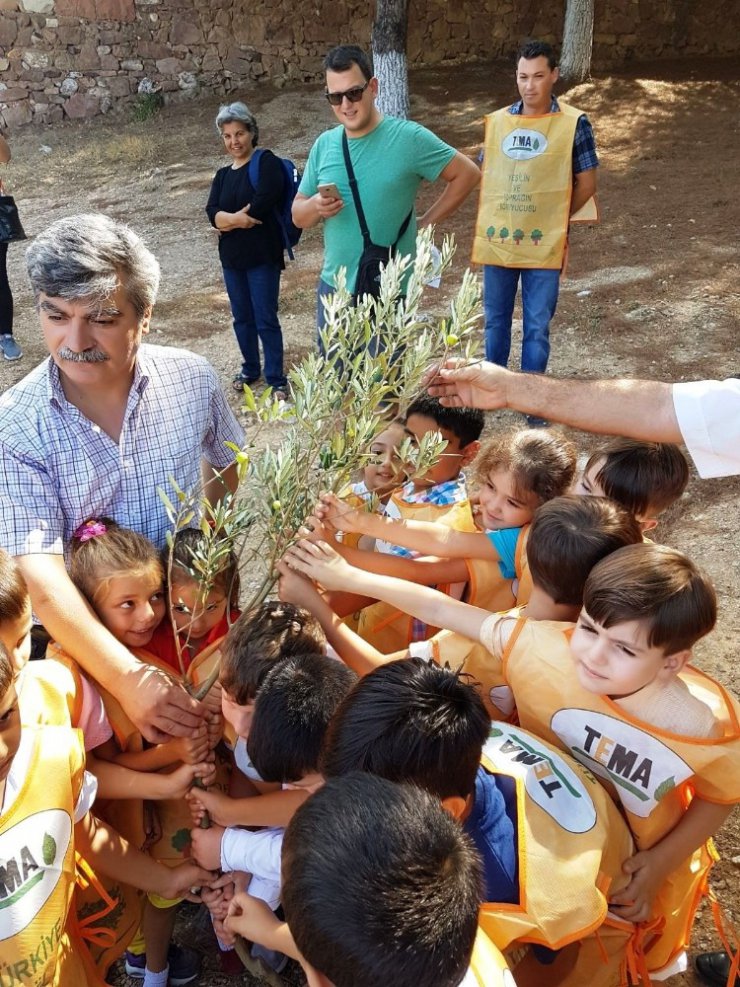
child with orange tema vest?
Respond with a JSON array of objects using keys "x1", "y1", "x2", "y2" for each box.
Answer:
[{"x1": 287, "y1": 522, "x2": 740, "y2": 980}]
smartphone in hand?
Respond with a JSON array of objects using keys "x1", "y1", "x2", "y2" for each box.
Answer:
[{"x1": 317, "y1": 183, "x2": 340, "y2": 200}]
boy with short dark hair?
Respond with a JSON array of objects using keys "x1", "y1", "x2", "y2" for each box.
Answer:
[
  {"x1": 375, "y1": 394, "x2": 484, "y2": 555},
  {"x1": 219, "y1": 600, "x2": 326, "y2": 780},
  {"x1": 189, "y1": 653, "x2": 356, "y2": 910},
  {"x1": 220, "y1": 601, "x2": 326, "y2": 707},
  {"x1": 320, "y1": 657, "x2": 636, "y2": 983},
  {"x1": 224, "y1": 773, "x2": 510, "y2": 986},
  {"x1": 572, "y1": 437, "x2": 690, "y2": 532}
]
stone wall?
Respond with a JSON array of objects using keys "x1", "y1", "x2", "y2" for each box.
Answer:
[{"x1": 0, "y1": 0, "x2": 738, "y2": 127}]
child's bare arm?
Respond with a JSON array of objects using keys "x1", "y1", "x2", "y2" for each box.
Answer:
[
  {"x1": 324, "y1": 589, "x2": 380, "y2": 617},
  {"x1": 187, "y1": 785, "x2": 310, "y2": 829},
  {"x1": 112, "y1": 724, "x2": 210, "y2": 771},
  {"x1": 316, "y1": 492, "x2": 499, "y2": 561},
  {"x1": 610, "y1": 797, "x2": 734, "y2": 922},
  {"x1": 225, "y1": 892, "x2": 302, "y2": 961},
  {"x1": 88, "y1": 752, "x2": 216, "y2": 800},
  {"x1": 340, "y1": 543, "x2": 470, "y2": 586},
  {"x1": 286, "y1": 540, "x2": 491, "y2": 643},
  {"x1": 278, "y1": 561, "x2": 405, "y2": 676},
  {"x1": 75, "y1": 811, "x2": 214, "y2": 900}
]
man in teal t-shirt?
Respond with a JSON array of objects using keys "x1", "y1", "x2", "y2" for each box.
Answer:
[{"x1": 293, "y1": 44, "x2": 480, "y2": 330}]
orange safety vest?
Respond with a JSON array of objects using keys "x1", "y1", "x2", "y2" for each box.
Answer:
[
  {"x1": 501, "y1": 617, "x2": 740, "y2": 975},
  {"x1": 473, "y1": 102, "x2": 597, "y2": 271},
  {"x1": 514, "y1": 524, "x2": 533, "y2": 605},
  {"x1": 410, "y1": 535, "x2": 524, "y2": 718},
  {"x1": 0, "y1": 725, "x2": 106, "y2": 986},
  {"x1": 357, "y1": 493, "x2": 477, "y2": 654}
]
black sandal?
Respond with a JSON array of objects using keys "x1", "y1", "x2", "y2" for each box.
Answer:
[{"x1": 232, "y1": 373, "x2": 260, "y2": 392}]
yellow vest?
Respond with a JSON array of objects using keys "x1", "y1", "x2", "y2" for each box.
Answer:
[
  {"x1": 478, "y1": 722, "x2": 633, "y2": 953},
  {"x1": 473, "y1": 102, "x2": 597, "y2": 270},
  {"x1": 17, "y1": 658, "x2": 82, "y2": 731},
  {"x1": 357, "y1": 494, "x2": 477, "y2": 654},
  {"x1": 502, "y1": 617, "x2": 740, "y2": 972},
  {"x1": 0, "y1": 725, "x2": 105, "y2": 986},
  {"x1": 32, "y1": 645, "x2": 144, "y2": 976},
  {"x1": 469, "y1": 927, "x2": 516, "y2": 985},
  {"x1": 338, "y1": 485, "x2": 372, "y2": 553}
]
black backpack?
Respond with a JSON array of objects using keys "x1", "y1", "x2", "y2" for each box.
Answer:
[{"x1": 248, "y1": 149, "x2": 302, "y2": 260}]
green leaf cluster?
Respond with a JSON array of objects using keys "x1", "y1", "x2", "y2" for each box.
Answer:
[{"x1": 157, "y1": 228, "x2": 482, "y2": 688}]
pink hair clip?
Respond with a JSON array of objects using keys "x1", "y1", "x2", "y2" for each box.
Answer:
[{"x1": 74, "y1": 519, "x2": 108, "y2": 542}]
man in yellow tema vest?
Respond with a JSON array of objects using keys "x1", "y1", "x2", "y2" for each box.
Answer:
[{"x1": 473, "y1": 40, "x2": 598, "y2": 400}]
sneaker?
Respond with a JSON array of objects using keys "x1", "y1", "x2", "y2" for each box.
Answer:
[
  {"x1": 0, "y1": 334, "x2": 22, "y2": 361},
  {"x1": 124, "y1": 944, "x2": 201, "y2": 985}
]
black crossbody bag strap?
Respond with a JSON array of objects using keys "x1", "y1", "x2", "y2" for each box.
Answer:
[{"x1": 342, "y1": 131, "x2": 412, "y2": 249}]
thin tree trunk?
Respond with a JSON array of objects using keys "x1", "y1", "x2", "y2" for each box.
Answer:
[
  {"x1": 372, "y1": 0, "x2": 410, "y2": 119},
  {"x1": 560, "y1": 0, "x2": 595, "y2": 84}
]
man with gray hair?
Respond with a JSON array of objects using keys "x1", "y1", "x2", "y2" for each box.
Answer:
[{"x1": 0, "y1": 213, "x2": 244, "y2": 742}]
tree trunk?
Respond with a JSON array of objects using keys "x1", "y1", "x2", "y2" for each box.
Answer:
[
  {"x1": 560, "y1": 0, "x2": 595, "y2": 85},
  {"x1": 372, "y1": 0, "x2": 410, "y2": 119}
]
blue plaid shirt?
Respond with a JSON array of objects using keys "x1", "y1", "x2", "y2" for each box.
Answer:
[
  {"x1": 0, "y1": 344, "x2": 244, "y2": 556},
  {"x1": 509, "y1": 97, "x2": 598, "y2": 174}
]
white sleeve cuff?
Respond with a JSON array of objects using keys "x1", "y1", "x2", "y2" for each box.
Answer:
[{"x1": 673, "y1": 379, "x2": 740, "y2": 478}]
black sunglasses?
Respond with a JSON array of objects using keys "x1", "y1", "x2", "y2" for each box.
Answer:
[{"x1": 324, "y1": 81, "x2": 370, "y2": 106}]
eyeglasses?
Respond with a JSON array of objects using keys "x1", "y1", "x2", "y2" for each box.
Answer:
[{"x1": 324, "y1": 81, "x2": 370, "y2": 106}]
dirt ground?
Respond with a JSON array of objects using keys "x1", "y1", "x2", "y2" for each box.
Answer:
[{"x1": 1, "y1": 56, "x2": 738, "y2": 986}]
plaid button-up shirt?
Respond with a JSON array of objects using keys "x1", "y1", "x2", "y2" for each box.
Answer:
[
  {"x1": 0, "y1": 343, "x2": 244, "y2": 556},
  {"x1": 376, "y1": 475, "x2": 470, "y2": 558},
  {"x1": 509, "y1": 97, "x2": 599, "y2": 174}
]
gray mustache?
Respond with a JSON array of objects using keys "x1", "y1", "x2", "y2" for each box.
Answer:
[{"x1": 57, "y1": 346, "x2": 109, "y2": 363}]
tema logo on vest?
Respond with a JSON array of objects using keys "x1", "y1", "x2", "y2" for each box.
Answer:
[
  {"x1": 551, "y1": 710, "x2": 693, "y2": 818},
  {"x1": 0, "y1": 810, "x2": 71, "y2": 939},
  {"x1": 502, "y1": 129, "x2": 548, "y2": 161},
  {"x1": 484, "y1": 723, "x2": 597, "y2": 834}
]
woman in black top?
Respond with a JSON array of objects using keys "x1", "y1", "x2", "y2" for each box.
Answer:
[
  {"x1": 206, "y1": 102, "x2": 287, "y2": 395},
  {"x1": 0, "y1": 131, "x2": 22, "y2": 361}
]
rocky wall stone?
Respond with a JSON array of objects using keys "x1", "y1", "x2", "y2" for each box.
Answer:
[{"x1": 1, "y1": 0, "x2": 738, "y2": 129}]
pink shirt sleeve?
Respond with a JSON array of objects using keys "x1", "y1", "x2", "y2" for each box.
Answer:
[{"x1": 78, "y1": 673, "x2": 113, "y2": 751}]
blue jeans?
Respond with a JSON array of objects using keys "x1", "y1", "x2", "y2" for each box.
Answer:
[
  {"x1": 483, "y1": 266, "x2": 560, "y2": 374},
  {"x1": 222, "y1": 265, "x2": 286, "y2": 388}
]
